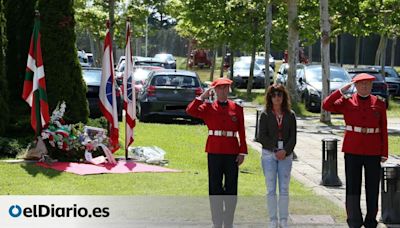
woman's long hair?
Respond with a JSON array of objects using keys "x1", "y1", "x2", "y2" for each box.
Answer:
[{"x1": 265, "y1": 84, "x2": 292, "y2": 113}]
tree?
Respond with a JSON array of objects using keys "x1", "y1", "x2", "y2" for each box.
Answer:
[
  {"x1": 332, "y1": 0, "x2": 374, "y2": 67},
  {"x1": 0, "y1": 0, "x2": 9, "y2": 135},
  {"x1": 264, "y1": 0, "x2": 272, "y2": 91},
  {"x1": 320, "y1": 0, "x2": 331, "y2": 123},
  {"x1": 4, "y1": 0, "x2": 35, "y2": 136},
  {"x1": 38, "y1": 0, "x2": 88, "y2": 123},
  {"x1": 287, "y1": 0, "x2": 299, "y2": 102}
]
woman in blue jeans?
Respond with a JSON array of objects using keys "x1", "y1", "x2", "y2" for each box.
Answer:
[{"x1": 257, "y1": 84, "x2": 297, "y2": 228}]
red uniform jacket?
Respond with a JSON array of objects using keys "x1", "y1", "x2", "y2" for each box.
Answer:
[
  {"x1": 322, "y1": 90, "x2": 388, "y2": 158},
  {"x1": 186, "y1": 98, "x2": 248, "y2": 155}
]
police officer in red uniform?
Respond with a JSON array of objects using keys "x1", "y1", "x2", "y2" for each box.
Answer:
[
  {"x1": 186, "y1": 77, "x2": 247, "y2": 228},
  {"x1": 322, "y1": 73, "x2": 388, "y2": 228}
]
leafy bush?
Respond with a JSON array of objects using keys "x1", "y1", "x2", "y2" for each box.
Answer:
[{"x1": 0, "y1": 136, "x2": 31, "y2": 158}]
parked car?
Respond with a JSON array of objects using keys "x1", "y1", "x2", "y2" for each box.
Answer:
[
  {"x1": 230, "y1": 61, "x2": 273, "y2": 88},
  {"x1": 82, "y1": 68, "x2": 123, "y2": 120},
  {"x1": 137, "y1": 70, "x2": 204, "y2": 122},
  {"x1": 276, "y1": 63, "x2": 289, "y2": 85},
  {"x1": 154, "y1": 53, "x2": 176, "y2": 69},
  {"x1": 276, "y1": 63, "x2": 305, "y2": 85},
  {"x1": 239, "y1": 55, "x2": 275, "y2": 70},
  {"x1": 367, "y1": 66, "x2": 400, "y2": 97},
  {"x1": 134, "y1": 56, "x2": 170, "y2": 69},
  {"x1": 347, "y1": 68, "x2": 390, "y2": 108},
  {"x1": 86, "y1": 53, "x2": 94, "y2": 66},
  {"x1": 296, "y1": 64, "x2": 353, "y2": 112},
  {"x1": 78, "y1": 50, "x2": 90, "y2": 67}
]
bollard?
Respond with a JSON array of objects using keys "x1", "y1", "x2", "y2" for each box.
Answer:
[
  {"x1": 381, "y1": 164, "x2": 400, "y2": 225},
  {"x1": 254, "y1": 107, "x2": 263, "y2": 142},
  {"x1": 320, "y1": 138, "x2": 342, "y2": 186}
]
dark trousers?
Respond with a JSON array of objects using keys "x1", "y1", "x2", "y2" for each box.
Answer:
[
  {"x1": 208, "y1": 153, "x2": 239, "y2": 228},
  {"x1": 345, "y1": 154, "x2": 381, "y2": 228}
]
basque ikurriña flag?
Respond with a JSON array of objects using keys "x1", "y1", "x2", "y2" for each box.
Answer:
[
  {"x1": 22, "y1": 13, "x2": 50, "y2": 135},
  {"x1": 123, "y1": 21, "x2": 136, "y2": 151},
  {"x1": 99, "y1": 21, "x2": 119, "y2": 152}
]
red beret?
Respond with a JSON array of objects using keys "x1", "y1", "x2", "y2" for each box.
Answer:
[
  {"x1": 211, "y1": 78, "x2": 233, "y2": 87},
  {"x1": 352, "y1": 73, "x2": 375, "y2": 83}
]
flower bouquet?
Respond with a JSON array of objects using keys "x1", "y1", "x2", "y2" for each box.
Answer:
[{"x1": 40, "y1": 102, "x2": 116, "y2": 164}]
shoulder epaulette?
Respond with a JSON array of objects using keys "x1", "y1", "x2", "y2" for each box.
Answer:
[{"x1": 376, "y1": 95, "x2": 386, "y2": 103}]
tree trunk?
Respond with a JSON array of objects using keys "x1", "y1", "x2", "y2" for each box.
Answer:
[
  {"x1": 186, "y1": 39, "x2": 191, "y2": 70},
  {"x1": 135, "y1": 38, "x2": 141, "y2": 56},
  {"x1": 320, "y1": 0, "x2": 331, "y2": 123},
  {"x1": 335, "y1": 36, "x2": 339, "y2": 64},
  {"x1": 380, "y1": 36, "x2": 387, "y2": 77},
  {"x1": 264, "y1": 1, "x2": 272, "y2": 92},
  {"x1": 108, "y1": 0, "x2": 116, "y2": 62},
  {"x1": 308, "y1": 45, "x2": 313, "y2": 63},
  {"x1": 391, "y1": 37, "x2": 397, "y2": 67},
  {"x1": 229, "y1": 50, "x2": 234, "y2": 80},
  {"x1": 95, "y1": 39, "x2": 102, "y2": 66},
  {"x1": 220, "y1": 44, "x2": 226, "y2": 78},
  {"x1": 287, "y1": 0, "x2": 299, "y2": 102},
  {"x1": 354, "y1": 36, "x2": 360, "y2": 68},
  {"x1": 246, "y1": 19, "x2": 258, "y2": 97},
  {"x1": 246, "y1": 40, "x2": 257, "y2": 97},
  {"x1": 375, "y1": 34, "x2": 385, "y2": 65},
  {"x1": 88, "y1": 30, "x2": 97, "y2": 66},
  {"x1": 210, "y1": 48, "x2": 217, "y2": 81}
]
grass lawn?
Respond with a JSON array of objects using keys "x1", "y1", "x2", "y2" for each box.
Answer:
[
  {"x1": 0, "y1": 122, "x2": 346, "y2": 221},
  {"x1": 389, "y1": 135, "x2": 400, "y2": 156}
]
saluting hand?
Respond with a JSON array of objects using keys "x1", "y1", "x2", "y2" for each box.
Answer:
[
  {"x1": 236, "y1": 154, "x2": 245, "y2": 166},
  {"x1": 199, "y1": 87, "x2": 214, "y2": 101},
  {"x1": 340, "y1": 82, "x2": 354, "y2": 94}
]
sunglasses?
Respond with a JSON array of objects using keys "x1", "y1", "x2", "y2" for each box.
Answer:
[{"x1": 271, "y1": 91, "x2": 283, "y2": 98}]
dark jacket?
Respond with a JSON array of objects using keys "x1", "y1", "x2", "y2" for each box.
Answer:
[{"x1": 257, "y1": 109, "x2": 297, "y2": 156}]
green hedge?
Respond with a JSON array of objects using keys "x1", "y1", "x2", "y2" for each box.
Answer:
[
  {"x1": 0, "y1": 0, "x2": 9, "y2": 136},
  {"x1": 38, "y1": 0, "x2": 88, "y2": 124},
  {"x1": 4, "y1": 0, "x2": 35, "y2": 135}
]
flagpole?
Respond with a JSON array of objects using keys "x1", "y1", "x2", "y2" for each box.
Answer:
[
  {"x1": 124, "y1": 17, "x2": 131, "y2": 161},
  {"x1": 34, "y1": 10, "x2": 41, "y2": 143}
]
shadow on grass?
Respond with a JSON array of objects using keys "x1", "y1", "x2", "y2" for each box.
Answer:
[
  {"x1": 140, "y1": 116, "x2": 204, "y2": 125},
  {"x1": 20, "y1": 163, "x2": 63, "y2": 178}
]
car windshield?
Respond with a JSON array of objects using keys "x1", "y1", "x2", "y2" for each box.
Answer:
[
  {"x1": 133, "y1": 69, "x2": 151, "y2": 83},
  {"x1": 135, "y1": 61, "x2": 165, "y2": 67},
  {"x1": 83, "y1": 70, "x2": 101, "y2": 84},
  {"x1": 305, "y1": 67, "x2": 350, "y2": 83},
  {"x1": 384, "y1": 68, "x2": 399, "y2": 78},
  {"x1": 152, "y1": 75, "x2": 200, "y2": 87},
  {"x1": 234, "y1": 62, "x2": 260, "y2": 71},
  {"x1": 255, "y1": 58, "x2": 265, "y2": 65},
  {"x1": 154, "y1": 54, "x2": 174, "y2": 62}
]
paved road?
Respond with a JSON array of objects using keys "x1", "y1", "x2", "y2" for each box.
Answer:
[{"x1": 243, "y1": 106, "x2": 400, "y2": 228}]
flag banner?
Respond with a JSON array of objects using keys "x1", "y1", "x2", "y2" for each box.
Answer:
[
  {"x1": 22, "y1": 12, "x2": 50, "y2": 135},
  {"x1": 123, "y1": 21, "x2": 136, "y2": 151},
  {"x1": 99, "y1": 21, "x2": 119, "y2": 152}
]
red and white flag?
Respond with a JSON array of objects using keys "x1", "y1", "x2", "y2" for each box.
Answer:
[
  {"x1": 22, "y1": 14, "x2": 50, "y2": 135},
  {"x1": 99, "y1": 21, "x2": 119, "y2": 152},
  {"x1": 123, "y1": 21, "x2": 136, "y2": 151}
]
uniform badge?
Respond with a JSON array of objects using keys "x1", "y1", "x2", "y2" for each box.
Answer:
[{"x1": 231, "y1": 116, "x2": 238, "y2": 122}]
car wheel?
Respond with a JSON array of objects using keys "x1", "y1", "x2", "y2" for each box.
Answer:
[
  {"x1": 137, "y1": 103, "x2": 149, "y2": 122},
  {"x1": 305, "y1": 94, "x2": 312, "y2": 111}
]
